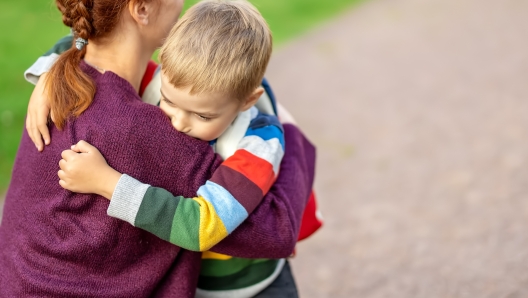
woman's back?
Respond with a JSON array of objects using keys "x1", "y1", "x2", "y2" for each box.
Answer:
[{"x1": 0, "y1": 63, "x2": 222, "y2": 297}]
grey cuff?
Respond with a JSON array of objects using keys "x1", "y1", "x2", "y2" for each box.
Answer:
[
  {"x1": 23, "y1": 54, "x2": 59, "y2": 85},
  {"x1": 107, "y1": 174, "x2": 150, "y2": 226}
]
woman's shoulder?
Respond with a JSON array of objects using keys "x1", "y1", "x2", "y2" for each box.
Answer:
[
  {"x1": 92, "y1": 71, "x2": 163, "y2": 116},
  {"x1": 91, "y1": 76, "x2": 208, "y2": 151}
]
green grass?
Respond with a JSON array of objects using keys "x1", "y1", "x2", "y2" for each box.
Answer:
[{"x1": 0, "y1": 0, "x2": 363, "y2": 192}]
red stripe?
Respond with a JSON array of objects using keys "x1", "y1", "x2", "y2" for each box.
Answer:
[
  {"x1": 139, "y1": 60, "x2": 158, "y2": 97},
  {"x1": 222, "y1": 149, "x2": 275, "y2": 194}
]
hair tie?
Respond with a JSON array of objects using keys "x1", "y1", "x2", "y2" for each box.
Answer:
[{"x1": 75, "y1": 37, "x2": 88, "y2": 50}]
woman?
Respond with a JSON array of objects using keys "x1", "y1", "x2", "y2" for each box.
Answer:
[{"x1": 0, "y1": 0, "x2": 315, "y2": 297}]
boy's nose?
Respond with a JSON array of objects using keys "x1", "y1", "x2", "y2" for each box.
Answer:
[{"x1": 172, "y1": 115, "x2": 190, "y2": 133}]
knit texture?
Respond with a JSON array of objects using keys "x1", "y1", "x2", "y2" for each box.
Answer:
[{"x1": 0, "y1": 62, "x2": 316, "y2": 297}]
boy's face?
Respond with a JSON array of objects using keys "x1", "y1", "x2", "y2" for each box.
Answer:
[{"x1": 159, "y1": 72, "x2": 243, "y2": 141}]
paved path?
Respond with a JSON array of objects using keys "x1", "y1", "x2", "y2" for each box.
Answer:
[{"x1": 265, "y1": 0, "x2": 528, "y2": 297}]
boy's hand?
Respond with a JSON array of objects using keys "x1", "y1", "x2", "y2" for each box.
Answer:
[
  {"x1": 26, "y1": 73, "x2": 54, "y2": 152},
  {"x1": 58, "y1": 140, "x2": 122, "y2": 200}
]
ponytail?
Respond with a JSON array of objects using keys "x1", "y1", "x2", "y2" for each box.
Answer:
[
  {"x1": 46, "y1": 0, "x2": 134, "y2": 129},
  {"x1": 45, "y1": 43, "x2": 95, "y2": 130},
  {"x1": 45, "y1": 0, "x2": 96, "y2": 130}
]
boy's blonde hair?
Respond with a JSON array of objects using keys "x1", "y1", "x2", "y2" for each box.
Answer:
[{"x1": 159, "y1": 0, "x2": 272, "y2": 101}]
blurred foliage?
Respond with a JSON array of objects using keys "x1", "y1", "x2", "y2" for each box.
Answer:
[{"x1": 0, "y1": 0, "x2": 363, "y2": 191}]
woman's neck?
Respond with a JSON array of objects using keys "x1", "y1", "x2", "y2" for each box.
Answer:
[{"x1": 83, "y1": 35, "x2": 154, "y2": 93}]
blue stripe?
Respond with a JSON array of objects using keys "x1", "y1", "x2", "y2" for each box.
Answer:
[
  {"x1": 197, "y1": 181, "x2": 248, "y2": 234},
  {"x1": 154, "y1": 64, "x2": 162, "y2": 75},
  {"x1": 245, "y1": 125, "x2": 285, "y2": 149},
  {"x1": 249, "y1": 113, "x2": 283, "y2": 132},
  {"x1": 261, "y1": 78, "x2": 278, "y2": 115}
]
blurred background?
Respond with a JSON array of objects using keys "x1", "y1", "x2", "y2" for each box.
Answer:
[{"x1": 2, "y1": 0, "x2": 528, "y2": 297}]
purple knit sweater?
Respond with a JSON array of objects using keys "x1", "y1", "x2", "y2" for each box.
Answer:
[{"x1": 0, "y1": 63, "x2": 316, "y2": 297}]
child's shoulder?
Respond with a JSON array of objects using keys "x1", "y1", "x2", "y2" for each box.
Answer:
[{"x1": 249, "y1": 108, "x2": 283, "y2": 132}]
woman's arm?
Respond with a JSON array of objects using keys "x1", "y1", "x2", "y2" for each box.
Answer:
[{"x1": 24, "y1": 35, "x2": 73, "y2": 151}]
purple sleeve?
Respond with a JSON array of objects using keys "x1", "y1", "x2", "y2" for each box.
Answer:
[{"x1": 210, "y1": 124, "x2": 316, "y2": 258}]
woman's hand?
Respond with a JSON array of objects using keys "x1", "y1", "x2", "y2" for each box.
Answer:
[
  {"x1": 26, "y1": 73, "x2": 53, "y2": 151},
  {"x1": 58, "y1": 140, "x2": 122, "y2": 199}
]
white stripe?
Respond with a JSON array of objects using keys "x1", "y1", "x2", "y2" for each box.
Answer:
[
  {"x1": 237, "y1": 136, "x2": 284, "y2": 175},
  {"x1": 141, "y1": 71, "x2": 162, "y2": 106},
  {"x1": 249, "y1": 106, "x2": 259, "y2": 120},
  {"x1": 107, "y1": 174, "x2": 150, "y2": 226},
  {"x1": 254, "y1": 90, "x2": 276, "y2": 115},
  {"x1": 24, "y1": 54, "x2": 60, "y2": 85},
  {"x1": 215, "y1": 109, "x2": 252, "y2": 160}
]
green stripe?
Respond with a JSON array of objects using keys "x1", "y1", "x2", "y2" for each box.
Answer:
[
  {"x1": 198, "y1": 259, "x2": 279, "y2": 291},
  {"x1": 135, "y1": 187, "x2": 181, "y2": 242},
  {"x1": 170, "y1": 197, "x2": 201, "y2": 250},
  {"x1": 200, "y1": 257, "x2": 271, "y2": 277}
]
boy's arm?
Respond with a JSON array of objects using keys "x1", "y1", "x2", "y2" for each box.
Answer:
[
  {"x1": 210, "y1": 124, "x2": 315, "y2": 258},
  {"x1": 108, "y1": 115, "x2": 284, "y2": 251},
  {"x1": 25, "y1": 35, "x2": 73, "y2": 151},
  {"x1": 60, "y1": 115, "x2": 285, "y2": 252}
]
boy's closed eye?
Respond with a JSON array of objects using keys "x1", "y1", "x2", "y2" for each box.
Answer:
[{"x1": 196, "y1": 114, "x2": 212, "y2": 121}]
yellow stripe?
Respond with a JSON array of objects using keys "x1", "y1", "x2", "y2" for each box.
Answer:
[
  {"x1": 202, "y1": 251, "x2": 233, "y2": 260},
  {"x1": 194, "y1": 196, "x2": 229, "y2": 251}
]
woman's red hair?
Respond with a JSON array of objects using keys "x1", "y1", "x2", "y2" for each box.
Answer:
[{"x1": 45, "y1": 0, "x2": 130, "y2": 129}]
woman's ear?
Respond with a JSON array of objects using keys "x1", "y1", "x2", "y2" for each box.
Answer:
[
  {"x1": 128, "y1": 0, "x2": 153, "y2": 26},
  {"x1": 240, "y1": 87, "x2": 265, "y2": 111}
]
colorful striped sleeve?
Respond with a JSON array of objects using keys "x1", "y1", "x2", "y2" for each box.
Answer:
[{"x1": 107, "y1": 113, "x2": 285, "y2": 251}]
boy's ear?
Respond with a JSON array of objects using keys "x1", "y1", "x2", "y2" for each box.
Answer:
[
  {"x1": 239, "y1": 87, "x2": 265, "y2": 111},
  {"x1": 128, "y1": 0, "x2": 152, "y2": 26}
]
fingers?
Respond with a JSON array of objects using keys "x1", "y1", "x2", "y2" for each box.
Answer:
[
  {"x1": 73, "y1": 140, "x2": 97, "y2": 154},
  {"x1": 57, "y1": 169, "x2": 66, "y2": 180},
  {"x1": 37, "y1": 121, "x2": 51, "y2": 146},
  {"x1": 63, "y1": 141, "x2": 98, "y2": 159},
  {"x1": 26, "y1": 112, "x2": 44, "y2": 152},
  {"x1": 27, "y1": 75, "x2": 53, "y2": 151},
  {"x1": 50, "y1": 109, "x2": 56, "y2": 124},
  {"x1": 61, "y1": 149, "x2": 77, "y2": 161},
  {"x1": 70, "y1": 144, "x2": 81, "y2": 153},
  {"x1": 59, "y1": 158, "x2": 67, "y2": 169},
  {"x1": 58, "y1": 170, "x2": 69, "y2": 190}
]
